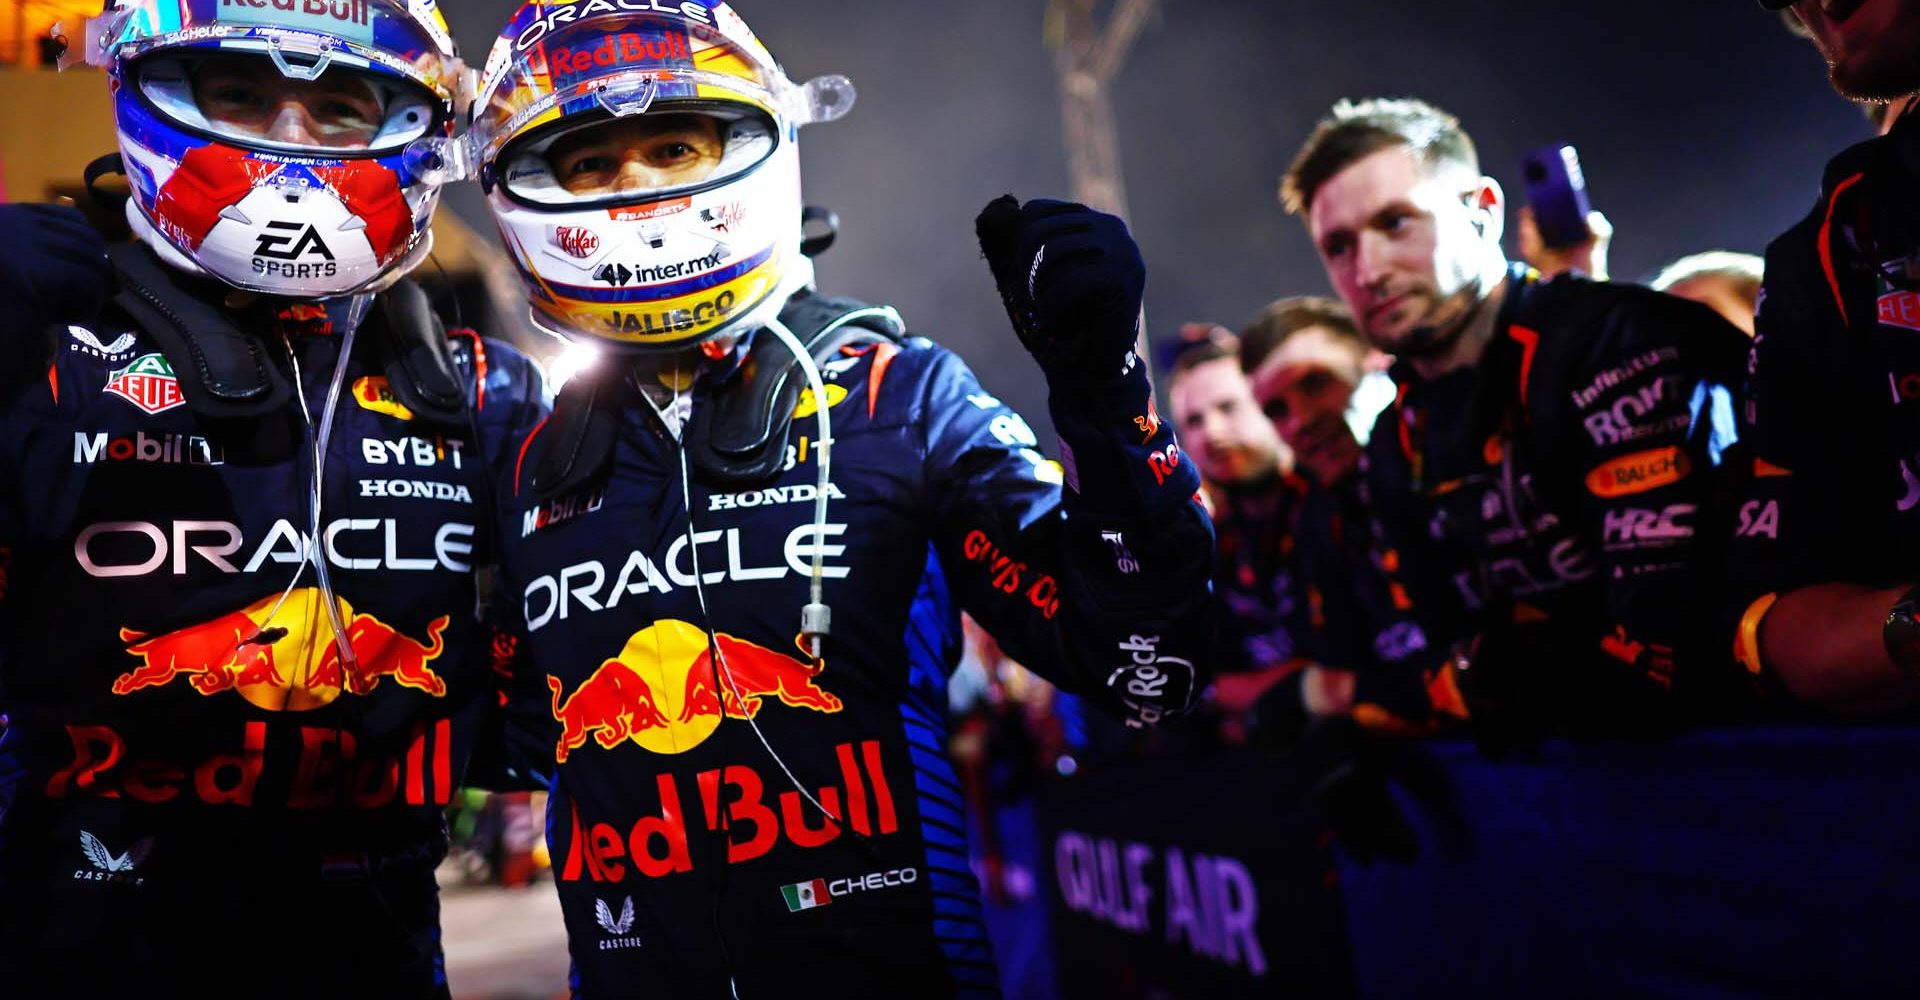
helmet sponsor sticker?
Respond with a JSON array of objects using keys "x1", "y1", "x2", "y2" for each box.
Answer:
[
  {"x1": 556, "y1": 225, "x2": 603, "y2": 259},
  {"x1": 216, "y1": 0, "x2": 376, "y2": 46},
  {"x1": 607, "y1": 198, "x2": 691, "y2": 222},
  {"x1": 252, "y1": 220, "x2": 339, "y2": 281}
]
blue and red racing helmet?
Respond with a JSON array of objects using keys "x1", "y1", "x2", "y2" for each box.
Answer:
[
  {"x1": 468, "y1": 0, "x2": 853, "y2": 351},
  {"x1": 66, "y1": 0, "x2": 471, "y2": 297}
]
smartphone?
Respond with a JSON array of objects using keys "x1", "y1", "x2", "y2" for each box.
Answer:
[{"x1": 1520, "y1": 144, "x2": 1592, "y2": 250}]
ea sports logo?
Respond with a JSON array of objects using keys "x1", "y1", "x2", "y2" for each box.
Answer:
[{"x1": 255, "y1": 221, "x2": 335, "y2": 262}]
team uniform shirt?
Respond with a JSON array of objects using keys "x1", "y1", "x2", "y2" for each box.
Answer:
[
  {"x1": 1364, "y1": 264, "x2": 1749, "y2": 742},
  {"x1": 492, "y1": 321, "x2": 1212, "y2": 999},
  {"x1": 1210, "y1": 474, "x2": 1311, "y2": 675},
  {"x1": 1289, "y1": 476, "x2": 1459, "y2": 732},
  {"x1": 0, "y1": 274, "x2": 544, "y2": 997},
  {"x1": 1730, "y1": 111, "x2": 1920, "y2": 676}
]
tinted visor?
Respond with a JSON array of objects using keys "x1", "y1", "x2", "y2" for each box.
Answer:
[
  {"x1": 136, "y1": 49, "x2": 441, "y2": 155},
  {"x1": 497, "y1": 100, "x2": 775, "y2": 208}
]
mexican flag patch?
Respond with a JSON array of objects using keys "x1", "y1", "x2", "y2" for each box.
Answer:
[{"x1": 781, "y1": 878, "x2": 832, "y2": 912}]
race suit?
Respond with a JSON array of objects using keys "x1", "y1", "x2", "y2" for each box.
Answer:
[
  {"x1": 1365, "y1": 263, "x2": 1750, "y2": 745},
  {"x1": 1728, "y1": 110, "x2": 1920, "y2": 687},
  {"x1": 0, "y1": 252, "x2": 543, "y2": 998},
  {"x1": 492, "y1": 296, "x2": 1214, "y2": 998}
]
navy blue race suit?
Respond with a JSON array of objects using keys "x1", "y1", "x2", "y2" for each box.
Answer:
[
  {"x1": 0, "y1": 249, "x2": 543, "y2": 999},
  {"x1": 1364, "y1": 264, "x2": 1750, "y2": 745},
  {"x1": 1728, "y1": 111, "x2": 1920, "y2": 691},
  {"x1": 491, "y1": 294, "x2": 1214, "y2": 998}
]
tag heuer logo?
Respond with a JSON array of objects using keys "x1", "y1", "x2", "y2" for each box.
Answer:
[
  {"x1": 1880, "y1": 289, "x2": 1920, "y2": 333},
  {"x1": 104, "y1": 353, "x2": 185, "y2": 415},
  {"x1": 76, "y1": 830, "x2": 151, "y2": 886}
]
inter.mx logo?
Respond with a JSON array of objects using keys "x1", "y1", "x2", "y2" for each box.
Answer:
[
  {"x1": 75, "y1": 830, "x2": 150, "y2": 886},
  {"x1": 255, "y1": 221, "x2": 335, "y2": 261}
]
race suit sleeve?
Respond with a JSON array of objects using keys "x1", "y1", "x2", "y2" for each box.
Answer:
[
  {"x1": 919, "y1": 346, "x2": 1215, "y2": 728},
  {"x1": 460, "y1": 336, "x2": 557, "y2": 792},
  {"x1": 1564, "y1": 293, "x2": 1747, "y2": 716},
  {"x1": 1726, "y1": 230, "x2": 1892, "y2": 670}
]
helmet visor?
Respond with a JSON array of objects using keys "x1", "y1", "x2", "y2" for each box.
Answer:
[
  {"x1": 496, "y1": 99, "x2": 775, "y2": 208},
  {"x1": 136, "y1": 49, "x2": 442, "y2": 156}
]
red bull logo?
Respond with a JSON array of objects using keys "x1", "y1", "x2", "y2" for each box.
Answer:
[
  {"x1": 547, "y1": 31, "x2": 691, "y2": 77},
  {"x1": 549, "y1": 619, "x2": 842, "y2": 761},
  {"x1": 113, "y1": 590, "x2": 448, "y2": 711},
  {"x1": 47, "y1": 717, "x2": 457, "y2": 809},
  {"x1": 559, "y1": 739, "x2": 900, "y2": 882}
]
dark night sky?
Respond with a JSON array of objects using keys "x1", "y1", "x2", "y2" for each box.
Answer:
[{"x1": 442, "y1": 0, "x2": 1867, "y2": 432}]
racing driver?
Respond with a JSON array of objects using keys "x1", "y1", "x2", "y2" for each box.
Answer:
[
  {"x1": 468, "y1": 1, "x2": 1214, "y2": 995},
  {"x1": 0, "y1": 2, "x2": 545, "y2": 996}
]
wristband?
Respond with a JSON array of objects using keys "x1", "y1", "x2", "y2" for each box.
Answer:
[{"x1": 1733, "y1": 592, "x2": 1778, "y2": 677}]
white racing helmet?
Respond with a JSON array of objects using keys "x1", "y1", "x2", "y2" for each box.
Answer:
[
  {"x1": 469, "y1": 1, "x2": 853, "y2": 351},
  {"x1": 65, "y1": 0, "x2": 471, "y2": 297}
]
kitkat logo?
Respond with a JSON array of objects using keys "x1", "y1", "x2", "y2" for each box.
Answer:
[{"x1": 556, "y1": 226, "x2": 602, "y2": 259}]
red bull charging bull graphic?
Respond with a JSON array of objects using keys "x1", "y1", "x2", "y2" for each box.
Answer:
[
  {"x1": 549, "y1": 619, "x2": 843, "y2": 761},
  {"x1": 113, "y1": 589, "x2": 448, "y2": 711}
]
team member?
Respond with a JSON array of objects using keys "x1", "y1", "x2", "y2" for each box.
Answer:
[
  {"x1": 468, "y1": 2, "x2": 1212, "y2": 996},
  {"x1": 1282, "y1": 97, "x2": 1750, "y2": 745},
  {"x1": 1165, "y1": 324, "x2": 1302, "y2": 729},
  {"x1": 1240, "y1": 296, "x2": 1464, "y2": 735},
  {"x1": 0, "y1": 3, "x2": 544, "y2": 996},
  {"x1": 1651, "y1": 251, "x2": 1763, "y2": 337},
  {"x1": 1733, "y1": 0, "x2": 1920, "y2": 712}
]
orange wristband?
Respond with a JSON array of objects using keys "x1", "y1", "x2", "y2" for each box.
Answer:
[{"x1": 1733, "y1": 593, "x2": 1778, "y2": 677}]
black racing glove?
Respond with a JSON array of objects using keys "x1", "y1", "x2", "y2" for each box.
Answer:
[
  {"x1": 974, "y1": 196, "x2": 1145, "y2": 387},
  {"x1": 0, "y1": 203, "x2": 111, "y2": 341}
]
